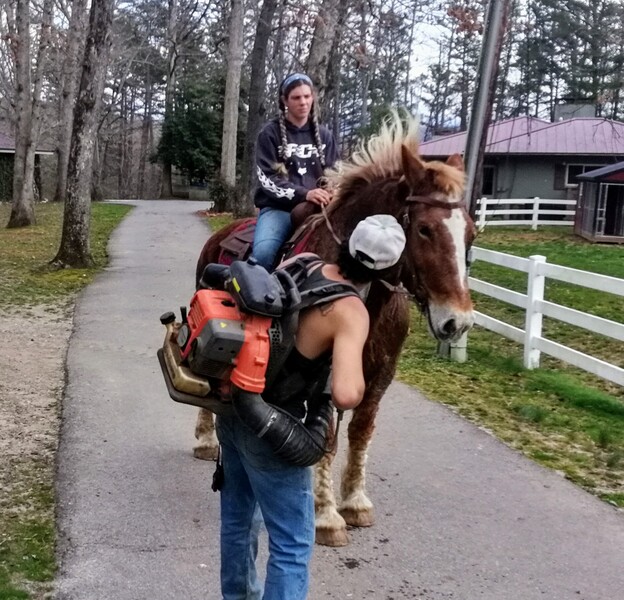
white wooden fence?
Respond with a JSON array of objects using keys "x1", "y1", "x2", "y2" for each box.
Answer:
[
  {"x1": 476, "y1": 197, "x2": 577, "y2": 231},
  {"x1": 461, "y1": 247, "x2": 624, "y2": 387}
]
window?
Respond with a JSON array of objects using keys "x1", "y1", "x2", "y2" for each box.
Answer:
[
  {"x1": 565, "y1": 164, "x2": 605, "y2": 187},
  {"x1": 482, "y1": 165, "x2": 495, "y2": 196}
]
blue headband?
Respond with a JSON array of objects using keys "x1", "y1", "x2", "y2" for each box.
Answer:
[{"x1": 280, "y1": 73, "x2": 313, "y2": 95}]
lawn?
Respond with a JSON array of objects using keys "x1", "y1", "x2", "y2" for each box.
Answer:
[{"x1": 0, "y1": 202, "x2": 132, "y2": 307}]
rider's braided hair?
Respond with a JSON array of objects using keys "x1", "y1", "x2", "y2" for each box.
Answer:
[{"x1": 278, "y1": 73, "x2": 326, "y2": 169}]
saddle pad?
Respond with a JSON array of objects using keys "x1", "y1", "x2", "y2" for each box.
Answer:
[{"x1": 218, "y1": 218, "x2": 256, "y2": 265}]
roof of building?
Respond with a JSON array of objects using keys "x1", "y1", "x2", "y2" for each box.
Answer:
[
  {"x1": 577, "y1": 161, "x2": 624, "y2": 183},
  {"x1": 420, "y1": 116, "x2": 624, "y2": 157},
  {"x1": 0, "y1": 131, "x2": 55, "y2": 154}
]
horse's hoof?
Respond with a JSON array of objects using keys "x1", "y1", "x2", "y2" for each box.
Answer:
[
  {"x1": 339, "y1": 507, "x2": 374, "y2": 528},
  {"x1": 315, "y1": 527, "x2": 349, "y2": 547},
  {"x1": 193, "y1": 445, "x2": 218, "y2": 461}
]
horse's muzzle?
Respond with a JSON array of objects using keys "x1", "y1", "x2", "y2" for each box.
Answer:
[{"x1": 427, "y1": 305, "x2": 474, "y2": 342}]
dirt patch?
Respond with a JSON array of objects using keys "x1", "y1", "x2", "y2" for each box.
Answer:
[{"x1": 0, "y1": 303, "x2": 72, "y2": 515}]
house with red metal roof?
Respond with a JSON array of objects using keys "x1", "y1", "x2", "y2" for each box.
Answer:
[{"x1": 419, "y1": 116, "x2": 624, "y2": 201}]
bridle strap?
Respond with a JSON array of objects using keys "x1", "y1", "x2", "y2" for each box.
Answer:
[
  {"x1": 320, "y1": 205, "x2": 412, "y2": 300},
  {"x1": 406, "y1": 195, "x2": 466, "y2": 209}
]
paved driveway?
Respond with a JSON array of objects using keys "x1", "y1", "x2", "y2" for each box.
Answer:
[{"x1": 56, "y1": 200, "x2": 624, "y2": 599}]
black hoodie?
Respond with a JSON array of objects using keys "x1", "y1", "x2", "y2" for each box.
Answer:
[{"x1": 253, "y1": 117, "x2": 338, "y2": 211}]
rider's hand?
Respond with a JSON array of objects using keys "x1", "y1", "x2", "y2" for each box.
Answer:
[{"x1": 305, "y1": 188, "x2": 331, "y2": 206}]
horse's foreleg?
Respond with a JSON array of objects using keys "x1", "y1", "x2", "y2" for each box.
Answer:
[
  {"x1": 339, "y1": 399, "x2": 380, "y2": 527},
  {"x1": 313, "y1": 420, "x2": 349, "y2": 546},
  {"x1": 314, "y1": 451, "x2": 349, "y2": 546},
  {"x1": 193, "y1": 408, "x2": 219, "y2": 460}
]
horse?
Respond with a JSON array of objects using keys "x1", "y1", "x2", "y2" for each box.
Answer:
[{"x1": 193, "y1": 113, "x2": 476, "y2": 547}]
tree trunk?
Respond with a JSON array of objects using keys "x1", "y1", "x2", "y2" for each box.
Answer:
[
  {"x1": 54, "y1": 0, "x2": 89, "y2": 203},
  {"x1": 306, "y1": 0, "x2": 341, "y2": 110},
  {"x1": 160, "y1": 0, "x2": 178, "y2": 199},
  {"x1": 240, "y1": 0, "x2": 278, "y2": 215},
  {"x1": 53, "y1": 0, "x2": 115, "y2": 268},
  {"x1": 220, "y1": 0, "x2": 244, "y2": 190},
  {"x1": 7, "y1": 0, "x2": 34, "y2": 228},
  {"x1": 138, "y1": 64, "x2": 153, "y2": 199}
]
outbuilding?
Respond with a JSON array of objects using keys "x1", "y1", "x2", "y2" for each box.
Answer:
[{"x1": 575, "y1": 162, "x2": 624, "y2": 243}]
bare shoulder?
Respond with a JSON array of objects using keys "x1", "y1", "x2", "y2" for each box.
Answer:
[{"x1": 333, "y1": 295, "x2": 369, "y2": 324}]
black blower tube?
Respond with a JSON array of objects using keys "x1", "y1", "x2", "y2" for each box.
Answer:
[{"x1": 231, "y1": 386, "x2": 333, "y2": 467}]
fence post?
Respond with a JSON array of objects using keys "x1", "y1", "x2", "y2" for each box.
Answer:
[
  {"x1": 531, "y1": 197, "x2": 540, "y2": 230},
  {"x1": 477, "y1": 197, "x2": 487, "y2": 230},
  {"x1": 523, "y1": 254, "x2": 546, "y2": 369}
]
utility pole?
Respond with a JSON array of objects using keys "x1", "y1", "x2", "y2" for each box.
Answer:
[
  {"x1": 463, "y1": 0, "x2": 511, "y2": 218},
  {"x1": 440, "y1": 0, "x2": 511, "y2": 363}
]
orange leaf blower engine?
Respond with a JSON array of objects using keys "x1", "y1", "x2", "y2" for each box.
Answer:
[{"x1": 157, "y1": 258, "x2": 300, "y2": 415}]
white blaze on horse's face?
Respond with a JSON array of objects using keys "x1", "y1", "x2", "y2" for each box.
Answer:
[{"x1": 424, "y1": 201, "x2": 475, "y2": 342}]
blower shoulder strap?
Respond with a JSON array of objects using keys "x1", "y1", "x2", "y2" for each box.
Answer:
[{"x1": 277, "y1": 254, "x2": 362, "y2": 312}]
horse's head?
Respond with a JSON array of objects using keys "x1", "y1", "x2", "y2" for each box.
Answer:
[
  {"x1": 395, "y1": 146, "x2": 476, "y2": 341},
  {"x1": 325, "y1": 113, "x2": 476, "y2": 342}
]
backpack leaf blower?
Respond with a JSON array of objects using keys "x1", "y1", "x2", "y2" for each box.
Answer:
[{"x1": 157, "y1": 256, "x2": 335, "y2": 466}]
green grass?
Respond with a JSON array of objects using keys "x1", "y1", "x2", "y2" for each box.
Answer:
[
  {"x1": 0, "y1": 201, "x2": 131, "y2": 597},
  {"x1": 0, "y1": 202, "x2": 132, "y2": 306}
]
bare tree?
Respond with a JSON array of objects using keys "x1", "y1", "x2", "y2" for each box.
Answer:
[
  {"x1": 240, "y1": 0, "x2": 278, "y2": 215},
  {"x1": 160, "y1": 0, "x2": 178, "y2": 198},
  {"x1": 220, "y1": 0, "x2": 243, "y2": 188},
  {"x1": 53, "y1": 0, "x2": 89, "y2": 203},
  {"x1": 7, "y1": 0, "x2": 54, "y2": 228},
  {"x1": 306, "y1": 0, "x2": 342, "y2": 108},
  {"x1": 53, "y1": 0, "x2": 115, "y2": 267}
]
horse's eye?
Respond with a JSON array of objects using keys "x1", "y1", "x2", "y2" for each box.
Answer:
[{"x1": 418, "y1": 226, "x2": 432, "y2": 239}]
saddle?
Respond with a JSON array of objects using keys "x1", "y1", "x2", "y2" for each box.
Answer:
[{"x1": 218, "y1": 218, "x2": 316, "y2": 267}]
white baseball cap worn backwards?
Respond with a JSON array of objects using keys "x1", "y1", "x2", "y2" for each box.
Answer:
[{"x1": 348, "y1": 214, "x2": 407, "y2": 270}]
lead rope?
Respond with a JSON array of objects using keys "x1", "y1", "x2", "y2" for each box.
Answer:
[
  {"x1": 330, "y1": 409, "x2": 344, "y2": 454},
  {"x1": 321, "y1": 203, "x2": 342, "y2": 245}
]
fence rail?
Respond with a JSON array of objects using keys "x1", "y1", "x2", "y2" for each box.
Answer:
[
  {"x1": 465, "y1": 247, "x2": 624, "y2": 387},
  {"x1": 476, "y1": 197, "x2": 577, "y2": 231}
]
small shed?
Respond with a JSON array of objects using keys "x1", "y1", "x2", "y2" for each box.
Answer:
[{"x1": 575, "y1": 162, "x2": 624, "y2": 243}]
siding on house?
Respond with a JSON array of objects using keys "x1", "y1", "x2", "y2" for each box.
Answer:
[{"x1": 493, "y1": 155, "x2": 610, "y2": 200}]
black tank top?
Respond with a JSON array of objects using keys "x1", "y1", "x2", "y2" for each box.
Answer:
[{"x1": 263, "y1": 257, "x2": 362, "y2": 417}]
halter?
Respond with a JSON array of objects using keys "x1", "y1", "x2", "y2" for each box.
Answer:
[
  {"x1": 319, "y1": 195, "x2": 465, "y2": 301},
  {"x1": 320, "y1": 204, "x2": 414, "y2": 299},
  {"x1": 401, "y1": 195, "x2": 466, "y2": 228}
]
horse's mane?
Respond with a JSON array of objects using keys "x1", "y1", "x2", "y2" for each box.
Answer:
[{"x1": 326, "y1": 111, "x2": 464, "y2": 206}]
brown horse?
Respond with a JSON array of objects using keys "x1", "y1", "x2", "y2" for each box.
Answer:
[{"x1": 193, "y1": 114, "x2": 476, "y2": 546}]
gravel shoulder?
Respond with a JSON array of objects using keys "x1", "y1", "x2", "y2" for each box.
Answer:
[{"x1": 0, "y1": 304, "x2": 73, "y2": 598}]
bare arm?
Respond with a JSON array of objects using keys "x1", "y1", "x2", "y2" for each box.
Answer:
[{"x1": 330, "y1": 301, "x2": 370, "y2": 410}]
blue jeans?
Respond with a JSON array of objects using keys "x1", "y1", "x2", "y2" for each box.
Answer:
[
  {"x1": 252, "y1": 207, "x2": 293, "y2": 271},
  {"x1": 216, "y1": 414, "x2": 315, "y2": 600}
]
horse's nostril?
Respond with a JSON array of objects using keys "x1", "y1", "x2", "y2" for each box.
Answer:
[{"x1": 442, "y1": 319, "x2": 457, "y2": 336}]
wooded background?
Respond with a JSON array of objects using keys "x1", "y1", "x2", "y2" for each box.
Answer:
[{"x1": 1, "y1": 0, "x2": 623, "y2": 261}]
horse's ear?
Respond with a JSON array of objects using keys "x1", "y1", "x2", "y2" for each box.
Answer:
[
  {"x1": 446, "y1": 153, "x2": 464, "y2": 171},
  {"x1": 401, "y1": 144, "x2": 427, "y2": 189}
]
